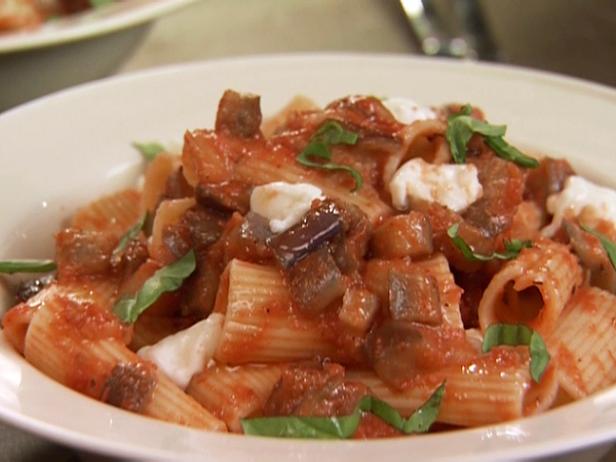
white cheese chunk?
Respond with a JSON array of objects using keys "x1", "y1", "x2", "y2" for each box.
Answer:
[
  {"x1": 543, "y1": 176, "x2": 616, "y2": 236},
  {"x1": 138, "y1": 313, "x2": 224, "y2": 389},
  {"x1": 389, "y1": 158, "x2": 483, "y2": 212},
  {"x1": 382, "y1": 97, "x2": 437, "y2": 125},
  {"x1": 250, "y1": 181, "x2": 323, "y2": 233}
]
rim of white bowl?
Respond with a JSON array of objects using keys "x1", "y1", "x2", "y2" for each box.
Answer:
[{"x1": 0, "y1": 54, "x2": 615, "y2": 462}]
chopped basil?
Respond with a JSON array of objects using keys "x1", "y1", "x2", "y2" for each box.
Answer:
[
  {"x1": 89, "y1": 0, "x2": 115, "y2": 7},
  {"x1": 445, "y1": 104, "x2": 538, "y2": 168},
  {"x1": 296, "y1": 120, "x2": 363, "y2": 191},
  {"x1": 132, "y1": 142, "x2": 166, "y2": 161},
  {"x1": 484, "y1": 136, "x2": 539, "y2": 168},
  {"x1": 581, "y1": 225, "x2": 616, "y2": 271},
  {"x1": 112, "y1": 213, "x2": 147, "y2": 259},
  {"x1": 446, "y1": 105, "x2": 505, "y2": 164},
  {"x1": 371, "y1": 381, "x2": 446, "y2": 433},
  {"x1": 241, "y1": 412, "x2": 361, "y2": 439},
  {"x1": 0, "y1": 260, "x2": 56, "y2": 274},
  {"x1": 447, "y1": 224, "x2": 531, "y2": 262},
  {"x1": 241, "y1": 382, "x2": 445, "y2": 438},
  {"x1": 482, "y1": 323, "x2": 550, "y2": 382},
  {"x1": 113, "y1": 250, "x2": 196, "y2": 323}
]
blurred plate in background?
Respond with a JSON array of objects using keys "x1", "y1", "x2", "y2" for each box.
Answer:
[{"x1": 0, "y1": 0, "x2": 195, "y2": 111}]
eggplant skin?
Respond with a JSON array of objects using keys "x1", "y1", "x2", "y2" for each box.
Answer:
[
  {"x1": 268, "y1": 200, "x2": 343, "y2": 269},
  {"x1": 286, "y1": 247, "x2": 345, "y2": 313}
]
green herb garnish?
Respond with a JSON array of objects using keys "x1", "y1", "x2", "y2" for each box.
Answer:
[
  {"x1": 446, "y1": 105, "x2": 538, "y2": 168},
  {"x1": 482, "y1": 323, "x2": 550, "y2": 382},
  {"x1": 484, "y1": 136, "x2": 539, "y2": 168},
  {"x1": 581, "y1": 225, "x2": 616, "y2": 270},
  {"x1": 241, "y1": 382, "x2": 445, "y2": 438},
  {"x1": 371, "y1": 381, "x2": 446, "y2": 433},
  {"x1": 446, "y1": 104, "x2": 505, "y2": 163},
  {"x1": 89, "y1": 0, "x2": 115, "y2": 8},
  {"x1": 447, "y1": 224, "x2": 532, "y2": 262},
  {"x1": 112, "y1": 213, "x2": 147, "y2": 259},
  {"x1": 296, "y1": 120, "x2": 363, "y2": 191},
  {"x1": 132, "y1": 142, "x2": 166, "y2": 161},
  {"x1": 113, "y1": 250, "x2": 196, "y2": 323},
  {"x1": 0, "y1": 260, "x2": 56, "y2": 274}
]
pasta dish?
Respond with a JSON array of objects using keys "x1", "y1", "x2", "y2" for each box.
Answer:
[
  {"x1": 2, "y1": 90, "x2": 615, "y2": 438},
  {"x1": 0, "y1": 0, "x2": 117, "y2": 32}
]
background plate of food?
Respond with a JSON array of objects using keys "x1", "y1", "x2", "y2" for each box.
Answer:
[{"x1": 0, "y1": 0, "x2": 195, "y2": 110}]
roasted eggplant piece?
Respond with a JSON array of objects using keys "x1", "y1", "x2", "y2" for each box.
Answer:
[
  {"x1": 388, "y1": 271, "x2": 442, "y2": 326},
  {"x1": 268, "y1": 200, "x2": 343, "y2": 268},
  {"x1": 287, "y1": 247, "x2": 345, "y2": 313},
  {"x1": 371, "y1": 211, "x2": 433, "y2": 259}
]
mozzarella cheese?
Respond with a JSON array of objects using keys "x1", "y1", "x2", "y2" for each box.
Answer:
[
  {"x1": 138, "y1": 313, "x2": 224, "y2": 389},
  {"x1": 382, "y1": 97, "x2": 437, "y2": 125},
  {"x1": 543, "y1": 176, "x2": 616, "y2": 236},
  {"x1": 250, "y1": 181, "x2": 323, "y2": 233},
  {"x1": 389, "y1": 158, "x2": 483, "y2": 212}
]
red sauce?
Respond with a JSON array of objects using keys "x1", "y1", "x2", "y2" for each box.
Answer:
[{"x1": 353, "y1": 413, "x2": 401, "y2": 439}]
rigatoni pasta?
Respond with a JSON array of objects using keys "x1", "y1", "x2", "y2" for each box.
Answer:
[
  {"x1": 214, "y1": 260, "x2": 338, "y2": 364},
  {"x1": 2, "y1": 89, "x2": 616, "y2": 440},
  {"x1": 548, "y1": 287, "x2": 616, "y2": 399},
  {"x1": 478, "y1": 240, "x2": 582, "y2": 336}
]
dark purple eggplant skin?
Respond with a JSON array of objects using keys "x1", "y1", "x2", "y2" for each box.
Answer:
[
  {"x1": 370, "y1": 212, "x2": 433, "y2": 259},
  {"x1": 240, "y1": 212, "x2": 273, "y2": 244},
  {"x1": 525, "y1": 157, "x2": 574, "y2": 210},
  {"x1": 268, "y1": 201, "x2": 343, "y2": 269},
  {"x1": 195, "y1": 181, "x2": 251, "y2": 215},
  {"x1": 101, "y1": 363, "x2": 157, "y2": 413},
  {"x1": 286, "y1": 247, "x2": 345, "y2": 313},
  {"x1": 15, "y1": 274, "x2": 54, "y2": 303},
  {"x1": 215, "y1": 90, "x2": 262, "y2": 138},
  {"x1": 388, "y1": 270, "x2": 442, "y2": 326},
  {"x1": 564, "y1": 220, "x2": 616, "y2": 293},
  {"x1": 366, "y1": 320, "x2": 424, "y2": 387}
]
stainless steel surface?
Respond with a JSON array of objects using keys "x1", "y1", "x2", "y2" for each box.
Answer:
[{"x1": 398, "y1": 0, "x2": 497, "y2": 60}]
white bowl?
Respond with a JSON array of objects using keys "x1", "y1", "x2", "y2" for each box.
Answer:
[
  {"x1": 0, "y1": 0, "x2": 195, "y2": 111},
  {"x1": 1, "y1": 54, "x2": 615, "y2": 462}
]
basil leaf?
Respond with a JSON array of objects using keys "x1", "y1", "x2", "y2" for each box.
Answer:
[
  {"x1": 0, "y1": 260, "x2": 56, "y2": 274},
  {"x1": 445, "y1": 105, "x2": 537, "y2": 168},
  {"x1": 445, "y1": 106, "x2": 505, "y2": 164},
  {"x1": 370, "y1": 382, "x2": 446, "y2": 433},
  {"x1": 497, "y1": 239, "x2": 534, "y2": 260},
  {"x1": 401, "y1": 381, "x2": 446, "y2": 432},
  {"x1": 485, "y1": 136, "x2": 539, "y2": 168},
  {"x1": 241, "y1": 383, "x2": 445, "y2": 438},
  {"x1": 447, "y1": 224, "x2": 531, "y2": 261},
  {"x1": 113, "y1": 250, "x2": 196, "y2": 323},
  {"x1": 297, "y1": 156, "x2": 364, "y2": 192},
  {"x1": 458, "y1": 104, "x2": 473, "y2": 116},
  {"x1": 312, "y1": 120, "x2": 359, "y2": 145},
  {"x1": 241, "y1": 412, "x2": 362, "y2": 439},
  {"x1": 112, "y1": 213, "x2": 147, "y2": 259},
  {"x1": 482, "y1": 323, "x2": 550, "y2": 382},
  {"x1": 132, "y1": 142, "x2": 166, "y2": 161},
  {"x1": 89, "y1": 0, "x2": 114, "y2": 7},
  {"x1": 445, "y1": 117, "x2": 474, "y2": 164},
  {"x1": 529, "y1": 332, "x2": 551, "y2": 382},
  {"x1": 581, "y1": 225, "x2": 616, "y2": 271},
  {"x1": 464, "y1": 117, "x2": 506, "y2": 137},
  {"x1": 296, "y1": 120, "x2": 363, "y2": 191},
  {"x1": 482, "y1": 323, "x2": 533, "y2": 352}
]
